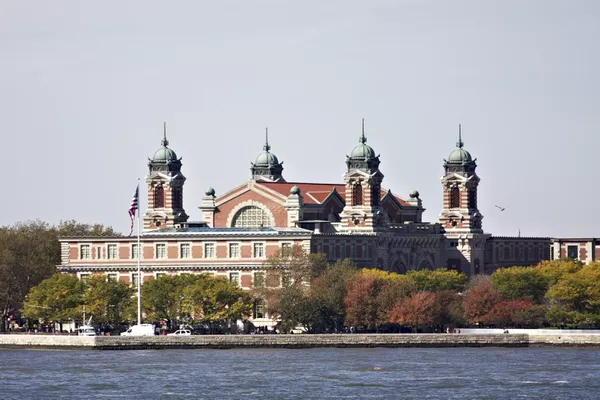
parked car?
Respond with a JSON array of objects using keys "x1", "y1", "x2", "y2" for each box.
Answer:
[
  {"x1": 167, "y1": 329, "x2": 192, "y2": 336},
  {"x1": 120, "y1": 324, "x2": 156, "y2": 336}
]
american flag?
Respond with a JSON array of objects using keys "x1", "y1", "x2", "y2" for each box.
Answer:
[{"x1": 128, "y1": 184, "x2": 139, "y2": 236}]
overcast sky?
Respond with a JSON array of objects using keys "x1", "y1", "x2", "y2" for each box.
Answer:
[{"x1": 1, "y1": 0, "x2": 598, "y2": 237}]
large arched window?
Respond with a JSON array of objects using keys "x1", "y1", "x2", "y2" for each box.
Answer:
[
  {"x1": 154, "y1": 186, "x2": 165, "y2": 208},
  {"x1": 450, "y1": 187, "x2": 460, "y2": 209},
  {"x1": 232, "y1": 206, "x2": 272, "y2": 228},
  {"x1": 352, "y1": 183, "x2": 363, "y2": 206}
]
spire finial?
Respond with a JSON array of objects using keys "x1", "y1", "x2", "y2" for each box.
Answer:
[
  {"x1": 263, "y1": 127, "x2": 270, "y2": 151},
  {"x1": 360, "y1": 118, "x2": 367, "y2": 143},
  {"x1": 162, "y1": 121, "x2": 169, "y2": 147},
  {"x1": 456, "y1": 123, "x2": 464, "y2": 148}
]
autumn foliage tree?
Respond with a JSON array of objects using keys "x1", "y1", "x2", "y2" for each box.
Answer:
[
  {"x1": 462, "y1": 276, "x2": 502, "y2": 325},
  {"x1": 389, "y1": 291, "x2": 440, "y2": 331}
]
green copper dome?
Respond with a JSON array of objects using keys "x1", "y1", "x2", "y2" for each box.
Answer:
[
  {"x1": 446, "y1": 124, "x2": 473, "y2": 164},
  {"x1": 153, "y1": 146, "x2": 178, "y2": 162},
  {"x1": 151, "y1": 123, "x2": 179, "y2": 163},
  {"x1": 255, "y1": 150, "x2": 279, "y2": 165},
  {"x1": 350, "y1": 142, "x2": 375, "y2": 159},
  {"x1": 447, "y1": 147, "x2": 472, "y2": 163},
  {"x1": 349, "y1": 119, "x2": 376, "y2": 160}
]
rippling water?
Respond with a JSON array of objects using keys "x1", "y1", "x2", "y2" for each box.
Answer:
[{"x1": 1, "y1": 347, "x2": 599, "y2": 399}]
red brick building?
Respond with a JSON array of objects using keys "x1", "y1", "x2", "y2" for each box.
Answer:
[{"x1": 59, "y1": 122, "x2": 576, "y2": 326}]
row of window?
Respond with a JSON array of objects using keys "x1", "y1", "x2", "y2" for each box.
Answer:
[
  {"x1": 79, "y1": 242, "x2": 293, "y2": 260},
  {"x1": 78, "y1": 270, "x2": 290, "y2": 288}
]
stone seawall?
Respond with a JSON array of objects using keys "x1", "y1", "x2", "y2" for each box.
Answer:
[{"x1": 1, "y1": 333, "x2": 600, "y2": 350}]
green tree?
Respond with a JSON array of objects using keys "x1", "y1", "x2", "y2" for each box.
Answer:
[
  {"x1": 406, "y1": 269, "x2": 467, "y2": 293},
  {"x1": 141, "y1": 274, "x2": 188, "y2": 323},
  {"x1": 22, "y1": 273, "x2": 85, "y2": 331},
  {"x1": 0, "y1": 220, "x2": 117, "y2": 331},
  {"x1": 536, "y1": 259, "x2": 582, "y2": 287},
  {"x1": 184, "y1": 274, "x2": 252, "y2": 330},
  {"x1": 546, "y1": 262, "x2": 600, "y2": 317},
  {"x1": 491, "y1": 267, "x2": 548, "y2": 303},
  {"x1": 84, "y1": 275, "x2": 135, "y2": 325}
]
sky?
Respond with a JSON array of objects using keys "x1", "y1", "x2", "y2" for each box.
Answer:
[{"x1": 1, "y1": 0, "x2": 599, "y2": 237}]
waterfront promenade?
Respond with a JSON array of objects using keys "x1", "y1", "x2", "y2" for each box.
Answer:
[{"x1": 1, "y1": 333, "x2": 600, "y2": 350}]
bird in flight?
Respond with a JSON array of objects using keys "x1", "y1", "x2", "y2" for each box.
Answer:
[{"x1": 495, "y1": 205, "x2": 506, "y2": 211}]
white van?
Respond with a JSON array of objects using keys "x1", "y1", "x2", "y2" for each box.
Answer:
[
  {"x1": 77, "y1": 325, "x2": 96, "y2": 336},
  {"x1": 120, "y1": 324, "x2": 156, "y2": 336}
]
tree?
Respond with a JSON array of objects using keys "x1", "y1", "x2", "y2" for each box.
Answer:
[
  {"x1": 263, "y1": 244, "x2": 328, "y2": 286},
  {"x1": 183, "y1": 274, "x2": 252, "y2": 331},
  {"x1": 261, "y1": 259, "x2": 358, "y2": 333},
  {"x1": 482, "y1": 299, "x2": 534, "y2": 327},
  {"x1": 546, "y1": 262, "x2": 600, "y2": 316},
  {"x1": 84, "y1": 275, "x2": 135, "y2": 325},
  {"x1": 142, "y1": 274, "x2": 252, "y2": 331},
  {"x1": 22, "y1": 273, "x2": 85, "y2": 331},
  {"x1": 389, "y1": 291, "x2": 440, "y2": 331},
  {"x1": 536, "y1": 259, "x2": 582, "y2": 287},
  {"x1": 141, "y1": 274, "x2": 189, "y2": 324},
  {"x1": 491, "y1": 267, "x2": 548, "y2": 303},
  {"x1": 462, "y1": 276, "x2": 502, "y2": 325},
  {"x1": 406, "y1": 269, "x2": 467, "y2": 293},
  {"x1": 344, "y1": 269, "x2": 412, "y2": 330},
  {"x1": 0, "y1": 220, "x2": 117, "y2": 331}
]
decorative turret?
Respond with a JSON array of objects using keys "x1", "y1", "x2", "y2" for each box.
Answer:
[
  {"x1": 340, "y1": 119, "x2": 385, "y2": 231},
  {"x1": 439, "y1": 124, "x2": 482, "y2": 233},
  {"x1": 346, "y1": 119, "x2": 381, "y2": 174},
  {"x1": 144, "y1": 122, "x2": 189, "y2": 230},
  {"x1": 250, "y1": 128, "x2": 285, "y2": 182},
  {"x1": 199, "y1": 186, "x2": 217, "y2": 227}
]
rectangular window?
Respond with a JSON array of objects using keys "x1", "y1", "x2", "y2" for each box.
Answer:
[
  {"x1": 156, "y1": 244, "x2": 166, "y2": 259},
  {"x1": 229, "y1": 272, "x2": 239, "y2": 285},
  {"x1": 253, "y1": 299, "x2": 266, "y2": 319},
  {"x1": 281, "y1": 243, "x2": 292, "y2": 257},
  {"x1": 253, "y1": 243, "x2": 264, "y2": 258},
  {"x1": 79, "y1": 273, "x2": 90, "y2": 281},
  {"x1": 204, "y1": 243, "x2": 215, "y2": 259},
  {"x1": 107, "y1": 244, "x2": 118, "y2": 260},
  {"x1": 131, "y1": 273, "x2": 140, "y2": 286},
  {"x1": 80, "y1": 244, "x2": 91, "y2": 260},
  {"x1": 155, "y1": 272, "x2": 167, "y2": 279},
  {"x1": 229, "y1": 243, "x2": 240, "y2": 258},
  {"x1": 281, "y1": 270, "x2": 291, "y2": 287},
  {"x1": 253, "y1": 272, "x2": 265, "y2": 288},
  {"x1": 567, "y1": 245, "x2": 578, "y2": 260},
  {"x1": 131, "y1": 244, "x2": 139, "y2": 260},
  {"x1": 96, "y1": 247, "x2": 102, "y2": 259},
  {"x1": 107, "y1": 273, "x2": 118, "y2": 281},
  {"x1": 180, "y1": 243, "x2": 191, "y2": 259}
]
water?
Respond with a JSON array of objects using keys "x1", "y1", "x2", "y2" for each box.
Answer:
[{"x1": 1, "y1": 347, "x2": 599, "y2": 399}]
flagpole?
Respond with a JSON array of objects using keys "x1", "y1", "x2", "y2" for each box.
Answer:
[{"x1": 136, "y1": 180, "x2": 142, "y2": 326}]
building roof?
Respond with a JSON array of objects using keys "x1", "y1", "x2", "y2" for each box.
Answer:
[
  {"x1": 256, "y1": 182, "x2": 346, "y2": 205},
  {"x1": 255, "y1": 181, "x2": 410, "y2": 207},
  {"x1": 60, "y1": 227, "x2": 313, "y2": 241}
]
